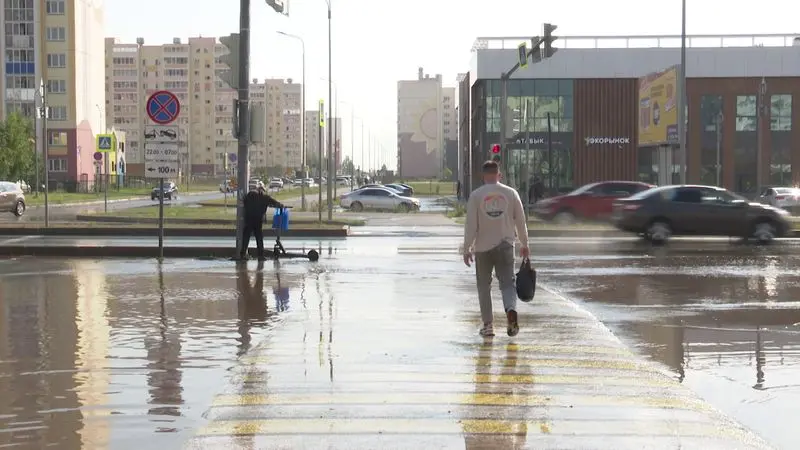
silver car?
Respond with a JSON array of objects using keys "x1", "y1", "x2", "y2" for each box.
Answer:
[
  {"x1": 758, "y1": 187, "x2": 800, "y2": 209},
  {"x1": 340, "y1": 187, "x2": 420, "y2": 212},
  {"x1": 0, "y1": 181, "x2": 26, "y2": 216}
]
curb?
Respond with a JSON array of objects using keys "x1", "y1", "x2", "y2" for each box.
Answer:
[
  {"x1": 0, "y1": 227, "x2": 349, "y2": 238},
  {"x1": 528, "y1": 228, "x2": 800, "y2": 238},
  {"x1": 73, "y1": 214, "x2": 357, "y2": 228},
  {"x1": 26, "y1": 190, "x2": 217, "y2": 209},
  {"x1": 0, "y1": 245, "x2": 321, "y2": 259}
]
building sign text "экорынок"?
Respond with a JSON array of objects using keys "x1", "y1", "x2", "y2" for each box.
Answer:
[{"x1": 584, "y1": 137, "x2": 630, "y2": 145}]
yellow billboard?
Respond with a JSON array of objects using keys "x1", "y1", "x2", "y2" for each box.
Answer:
[{"x1": 638, "y1": 65, "x2": 679, "y2": 146}]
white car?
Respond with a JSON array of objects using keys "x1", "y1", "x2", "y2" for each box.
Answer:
[
  {"x1": 339, "y1": 187, "x2": 420, "y2": 212},
  {"x1": 268, "y1": 178, "x2": 284, "y2": 189},
  {"x1": 758, "y1": 187, "x2": 800, "y2": 209}
]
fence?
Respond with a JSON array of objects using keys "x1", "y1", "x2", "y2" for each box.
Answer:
[{"x1": 30, "y1": 175, "x2": 226, "y2": 194}]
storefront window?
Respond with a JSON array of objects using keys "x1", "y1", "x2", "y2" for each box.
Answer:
[
  {"x1": 735, "y1": 95, "x2": 757, "y2": 131},
  {"x1": 770, "y1": 94, "x2": 792, "y2": 131},
  {"x1": 700, "y1": 95, "x2": 723, "y2": 186}
]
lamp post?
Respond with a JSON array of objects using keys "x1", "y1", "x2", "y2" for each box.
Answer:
[
  {"x1": 38, "y1": 79, "x2": 50, "y2": 227},
  {"x1": 678, "y1": 0, "x2": 687, "y2": 184},
  {"x1": 325, "y1": 0, "x2": 333, "y2": 221},
  {"x1": 276, "y1": 30, "x2": 307, "y2": 209}
]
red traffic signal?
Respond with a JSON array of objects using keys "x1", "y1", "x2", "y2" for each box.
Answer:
[{"x1": 491, "y1": 144, "x2": 501, "y2": 154}]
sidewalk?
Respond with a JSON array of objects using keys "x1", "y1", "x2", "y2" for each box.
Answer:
[{"x1": 185, "y1": 285, "x2": 772, "y2": 449}]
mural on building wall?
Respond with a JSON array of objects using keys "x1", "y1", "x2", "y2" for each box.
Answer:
[{"x1": 399, "y1": 103, "x2": 440, "y2": 178}]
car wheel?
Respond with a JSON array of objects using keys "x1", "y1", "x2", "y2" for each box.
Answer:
[
  {"x1": 13, "y1": 201, "x2": 25, "y2": 217},
  {"x1": 151, "y1": 196, "x2": 156, "y2": 201},
  {"x1": 751, "y1": 220, "x2": 777, "y2": 244},
  {"x1": 350, "y1": 201, "x2": 363, "y2": 212},
  {"x1": 646, "y1": 220, "x2": 672, "y2": 244},
  {"x1": 553, "y1": 211, "x2": 576, "y2": 225},
  {"x1": 398, "y1": 202, "x2": 410, "y2": 213}
]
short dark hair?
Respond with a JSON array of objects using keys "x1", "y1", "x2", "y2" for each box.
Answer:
[{"x1": 482, "y1": 160, "x2": 499, "y2": 173}]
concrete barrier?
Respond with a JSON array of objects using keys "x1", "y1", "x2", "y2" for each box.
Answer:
[{"x1": 0, "y1": 226, "x2": 349, "y2": 238}]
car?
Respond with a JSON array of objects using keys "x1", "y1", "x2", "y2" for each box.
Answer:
[
  {"x1": 268, "y1": 178, "x2": 284, "y2": 189},
  {"x1": 336, "y1": 176, "x2": 351, "y2": 186},
  {"x1": 248, "y1": 179, "x2": 265, "y2": 191},
  {"x1": 152, "y1": 182, "x2": 178, "y2": 200},
  {"x1": 0, "y1": 181, "x2": 26, "y2": 216},
  {"x1": 15, "y1": 180, "x2": 30, "y2": 193},
  {"x1": 384, "y1": 183, "x2": 413, "y2": 197},
  {"x1": 757, "y1": 186, "x2": 800, "y2": 210},
  {"x1": 219, "y1": 181, "x2": 234, "y2": 193},
  {"x1": 532, "y1": 181, "x2": 654, "y2": 224},
  {"x1": 159, "y1": 129, "x2": 177, "y2": 139},
  {"x1": 611, "y1": 184, "x2": 792, "y2": 244},
  {"x1": 339, "y1": 187, "x2": 420, "y2": 212},
  {"x1": 144, "y1": 129, "x2": 157, "y2": 139}
]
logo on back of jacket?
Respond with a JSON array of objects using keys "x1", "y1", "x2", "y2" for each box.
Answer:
[{"x1": 482, "y1": 193, "x2": 508, "y2": 218}]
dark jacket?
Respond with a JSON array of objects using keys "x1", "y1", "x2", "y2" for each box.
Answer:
[{"x1": 243, "y1": 190, "x2": 282, "y2": 223}]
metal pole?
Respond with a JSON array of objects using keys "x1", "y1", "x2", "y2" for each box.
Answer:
[
  {"x1": 318, "y1": 119, "x2": 323, "y2": 223},
  {"x1": 546, "y1": 112, "x2": 553, "y2": 192},
  {"x1": 334, "y1": 99, "x2": 338, "y2": 198},
  {"x1": 104, "y1": 154, "x2": 108, "y2": 212},
  {"x1": 350, "y1": 109, "x2": 355, "y2": 190},
  {"x1": 757, "y1": 77, "x2": 767, "y2": 193},
  {"x1": 158, "y1": 177, "x2": 165, "y2": 260},
  {"x1": 360, "y1": 121, "x2": 364, "y2": 180},
  {"x1": 715, "y1": 112, "x2": 722, "y2": 186},
  {"x1": 42, "y1": 84, "x2": 49, "y2": 228},
  {"x1": 678, "y1": 0, "x2": 687, "y2": 184},
  {"x1": 326, "y1": 3, "x2": 334, "y2": 221},
  {"x1": 235, "y1": 0, "x2": 251, "y2": 258},
  {"x1": 300, "y1": 39, "x2": 306, "y2": 209},
  {"x1": 499, "y1": 74, "x2": 508, "y2": 176},
  {"x1": 524, "y1": 100, "x2": 531, "y2": 211}
]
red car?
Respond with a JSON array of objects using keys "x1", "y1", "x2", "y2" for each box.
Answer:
[{"x1": 532, "y1": 181, "x2": 655, "y2": 224}]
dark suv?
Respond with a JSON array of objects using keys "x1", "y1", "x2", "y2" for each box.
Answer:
[
  {"x1": 611, "y1": 184, "x2": 792, "y2": 244},
  {"x1": 532, "y1": 181, "x2": 654, "y2": 224},
  {"x1": 151, "y1": 182, "x2": 178, "y2": 201}
]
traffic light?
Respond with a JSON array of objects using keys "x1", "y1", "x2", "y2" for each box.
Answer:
[
  {"x1": 218, "y1": 33, "x2": 240, "y2": 89},
  {"x1": 266, "y1": 0, "x2": 288, "y2": 14},
  {"x1": 491, "y1": 144, "x2": 501, "y2": 162},
  {"x1": 543, "y1": 23, "x2": 558, "y2": 58},
  {"x1": 517, "y1": 42, "x2": 527, "y2": 69}
]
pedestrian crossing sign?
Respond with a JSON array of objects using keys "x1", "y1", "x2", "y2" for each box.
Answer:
[{"x1": 96, "y1": 134, "x2": 114, "y2": 152}]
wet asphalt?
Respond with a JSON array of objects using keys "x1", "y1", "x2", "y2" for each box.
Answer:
[{"x1": 0, "y1": 231, "x2": 797, "y2": 448}]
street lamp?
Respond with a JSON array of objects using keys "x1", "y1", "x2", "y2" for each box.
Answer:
[
  {"x1": 276, "y1": 30, "x2": 307, "y2": 209},
  {"x1": 324, "y1": 0, "x2": 333, "y2": 221},
  {"x1": 37, "y1": 78, "x2": 50, "y2": 227},
  {"x1": 678, "y1": 0, "x2": 687, "y2": 184}
]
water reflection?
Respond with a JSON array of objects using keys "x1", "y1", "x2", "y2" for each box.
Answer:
[
  {"x1": 545, "y1": 251, "x2": 800, "y2": 449},
  {"x1": 146, "y1": 262, "x2": 183, "y2": 423},
  {"x1": 0, "y1": 258, "x2": 302, "y2": 449}
]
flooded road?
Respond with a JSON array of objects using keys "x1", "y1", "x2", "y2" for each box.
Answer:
[
  {"x1": 0, "y1": 258, "x2": 307, "y2": 449},
  {"x1": 544, "y1": 250, "x2": 800, "y2": 450},
  {"x1": 0, "y1": 235, "x2": 797, "y2": 448}
]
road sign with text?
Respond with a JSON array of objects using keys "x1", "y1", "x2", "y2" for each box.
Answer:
[
  {"x1": 145, "y1": 159, "x2": 178, "y2": 178},
  {"x1": 144, "y1": 143, "x2": 179, "y2": 162}
]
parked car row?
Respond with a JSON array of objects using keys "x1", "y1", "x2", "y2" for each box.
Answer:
[{"x1": 531, "y1": 180, "x2": 792, "y2": 244}]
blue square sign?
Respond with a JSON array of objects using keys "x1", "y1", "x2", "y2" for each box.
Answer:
[{"x1": 96, "y1": 134, "x2": 113, "y2": 152}]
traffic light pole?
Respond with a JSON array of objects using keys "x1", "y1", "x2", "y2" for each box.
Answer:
[{"x1": 235, "y1": 0, "x2": 251, "y2": 258}]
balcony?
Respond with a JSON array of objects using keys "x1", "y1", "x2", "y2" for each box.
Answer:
[{"x1": 6, "y1": 35, "x2": 34, "y2": 49}]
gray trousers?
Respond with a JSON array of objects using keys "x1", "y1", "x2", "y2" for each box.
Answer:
[{"x1": 474, "y1": 241, "x2": 517, "y2": 324}]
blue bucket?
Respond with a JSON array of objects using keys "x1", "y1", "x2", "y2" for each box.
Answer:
[{"x1": 272, "y1": 208, "x2": 290, "y2": 231}]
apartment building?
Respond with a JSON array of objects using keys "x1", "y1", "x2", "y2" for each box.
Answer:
[
  {"x1": 104, "y1": 36, "x2": 237, "y2": 176},
  {"x1": 2, "y1": 0, "x2": 105, "y2": 184},
  {"x1": 303, "y1": 111, "x2": 342, "y2": 172},
  {"x1": 249, "y1": 78, "x2": 302, "y2": 173},
  {"x1": 397, "y1": 67, "x2": 457, "y2": 179}
]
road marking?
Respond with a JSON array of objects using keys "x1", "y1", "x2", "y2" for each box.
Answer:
[
  {"x1": 0, "y1": 236, "x2": 35, "y2": 245},
  {"x1": 236, "y1": 371, "x2": 675, "y2": 388},
  {"x1": 195, "y1": 418, "x2": 750, "y2": 440},
  {"x1": 237, "y1": 356, "x2": 657, "y2": 373},
  {"x1": 210, "y1": 392, "x2": 710, "y2": 411}
]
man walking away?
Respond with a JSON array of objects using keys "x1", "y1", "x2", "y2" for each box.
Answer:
[
  {"x1": 463, "y1": 160, "x2": 530, "y2": 337},
  {"x1": 240, "y1": 186, "x2": 284, "y2": 261}
]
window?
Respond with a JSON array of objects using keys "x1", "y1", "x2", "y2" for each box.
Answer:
[
  {"x1": 735, "y1": 95, "x2": 756, "y2": 131},
  {"x1": 49, "y1": 106, "x2": 67, "y2": 120},
  {"x1": 672, "y1": 187, "x2": 703, "y2": 203},
  {"x1": 46, "y1": 27, "x2": 65, "y2": 41},
  {"x1": 47, "y1": 53, "x2": 66, "y2": 68},
  {"x1": 700, "y1": 95, "x2": 723, "y2": 185},
  {"x1": 46, "y1": 0, "x2": 65, "y2": 14},
  {"x1": 46, "y1": 79, "x2": 66, "y2": 94},
  {"x1": 700, "y1": 95, "x2": 723, "y2": 132},
  {"x1": 770, "y1": 94, "x2": 792, "y2": 131},
  {"x1": 48, "y1": 158, "x2": 67, "y2": 172},
  {"x1": 48, "y1": 131, "x2": 67, "y2": 146}
]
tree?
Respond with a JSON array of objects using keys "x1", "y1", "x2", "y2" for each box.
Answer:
[
  {"x1": 341, "y1": 156, "x2": 354, "y2": 175},
  {"x1": 0, "y1": 112, "x2": 35, "y2": 183}
]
